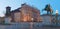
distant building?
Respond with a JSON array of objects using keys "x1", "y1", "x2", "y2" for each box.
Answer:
[
  {"x1": 5, "y1": 3, "x2": 42, "y2": 22},
  {"x1": 0, "y1": 17, "x2": 5, "y2": 23}
]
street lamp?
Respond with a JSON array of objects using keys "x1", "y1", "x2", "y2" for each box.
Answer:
[
  {"x1": 50, "y1": 10, "x2": 52, "y2": 25},
  {"x1": 56, "y1": 10, "x2": 58, "y2": 13},
  {"x1": 31, "y1": 18, "x2": 33, "y2": 22},
  {"x1": 55, "y1": 10, "x2": 58, "y2": 25},
  {"x1": 30, "y1": 18, "x2": 34, "y2": 29}
]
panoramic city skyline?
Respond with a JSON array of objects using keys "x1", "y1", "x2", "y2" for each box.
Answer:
[{"x1": 0, "y1": 0, "x2": 60, "y2": 17}]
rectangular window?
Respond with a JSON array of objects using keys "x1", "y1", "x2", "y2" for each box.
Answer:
[{"x1": 32, "y1": 12, "x2": 38, "y2": 18}]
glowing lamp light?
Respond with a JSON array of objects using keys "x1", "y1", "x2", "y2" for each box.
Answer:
[
  {"x1": 31, "y1": 18, "x2": 33, "y2": 21},
  {"x1": 24, "y1": 19, "x2": 26, "y2": 22},
  {"x1": 56, "y1": 10, "x2": 58, "y2": 14}
]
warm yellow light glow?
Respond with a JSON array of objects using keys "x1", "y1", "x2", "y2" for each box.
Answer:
[
  {"x1": 31, "y1": 18, "x2": 33, "y2": 21},
  {"x1": 24, "y1": 19, "x2": 26, "y2": 22}
]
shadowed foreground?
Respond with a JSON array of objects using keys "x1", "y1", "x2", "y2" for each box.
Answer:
[{"x1": 0, "y1": 22, "x2": 60, "y2": 29}]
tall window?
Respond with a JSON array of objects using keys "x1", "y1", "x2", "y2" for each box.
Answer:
[
  {"x1": 23, "y1": 10, "x2": 29, "y2": 15},
  {"x1": 32, "y1": 12, "x2": 38, "y2": 18}
]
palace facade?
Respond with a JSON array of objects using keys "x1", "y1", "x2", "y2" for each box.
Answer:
[{"x1": 5, "y1": 3, "x2": 42, "y2": 22}]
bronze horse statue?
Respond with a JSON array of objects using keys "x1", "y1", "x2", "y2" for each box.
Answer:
[{"x1": 42, "y1": 4, "x2": 53, "y2": 14}]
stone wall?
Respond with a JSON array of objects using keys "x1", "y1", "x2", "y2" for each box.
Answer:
[{"x1": 41, "y1": 15, "x2": 60, "y2": 25}]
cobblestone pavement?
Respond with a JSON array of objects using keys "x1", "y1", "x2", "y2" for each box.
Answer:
[{"x1": 0, "y1": 22, "x2": 60, "y2": 29}]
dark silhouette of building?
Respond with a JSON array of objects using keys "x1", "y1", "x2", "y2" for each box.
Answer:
[{"x1": 5, "y1": 6, "x2": 11, "y2": 16}]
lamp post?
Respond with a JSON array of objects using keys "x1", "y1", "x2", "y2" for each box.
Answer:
[
  {"x1": 50, "y1": 10, "x2": 52, "y2": 25},
  {"x1": 55, "y1": 10, "x2": 58, "y2": 25},
  {"x1": 30, "y1": 18, "x2": 33, "y2": 29}
]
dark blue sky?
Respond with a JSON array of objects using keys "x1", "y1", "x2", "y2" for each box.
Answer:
[{"x1": 0, "y1": 0, "x2": 60, "y2": 17}]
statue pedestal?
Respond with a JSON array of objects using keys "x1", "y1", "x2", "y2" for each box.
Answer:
[{"x1": 5, "y1": 17, "x2": 11, "y2": 24}]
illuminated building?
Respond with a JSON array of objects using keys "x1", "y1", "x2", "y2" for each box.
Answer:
[{"x1": 5, "y1": 3, "x2": 42, "y2": 22}]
